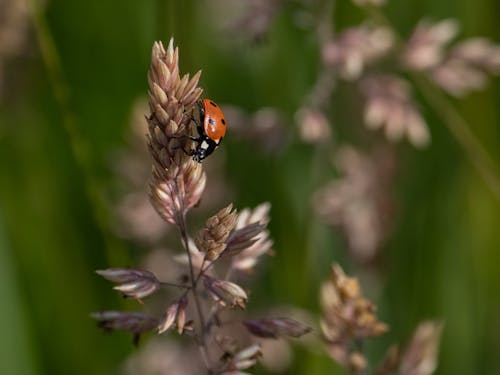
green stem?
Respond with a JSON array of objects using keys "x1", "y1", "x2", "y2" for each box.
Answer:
[
  {"x1": 27, "y1": 0, "x2": 128, "y2": 264},
  {"x1": 412, "y1": 74, "x2": 500, "y2": 202},
  {"x1": 178, "y1": 213, "x2": 211, "y2": 372}
]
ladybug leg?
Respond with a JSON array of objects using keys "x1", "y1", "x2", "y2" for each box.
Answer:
[
  {"x1": 169, "y1": 134, "x2": 200, "y2": 156},
  {"x1": 171, "y1": 134, "x2": 199, "y2": 142},
  {"x1": 171, "y1": 142, "x2": 197, "y2": 158},
  {"x1": 184, "y1": 113, "x2": 197, "y2": 126},
  {"x1": 183, "y1": 101, "x2": 203, "y2": 127}
]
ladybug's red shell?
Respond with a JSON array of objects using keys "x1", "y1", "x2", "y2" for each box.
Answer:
[
  {"x1": 202, "y1": 98, "x2": 226, "y2": 143},
  {"x1": 189, "y1": 98, "x2": 227, "y2": 162}
]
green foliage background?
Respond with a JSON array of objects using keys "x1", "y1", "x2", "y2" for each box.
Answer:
[{"x1": 1, "y1": 0, "x2": 499, "y2": 374}]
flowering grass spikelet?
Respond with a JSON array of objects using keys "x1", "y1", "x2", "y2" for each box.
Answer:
[
  {"x1": 96, "y1": 268, "x2": 160, "y2": 300},
  {"x1": 157, "y1": 295, "x2": 190, "y2": 334},
  {"x1": 230, "y1": 202, "x2": 273, "y2": 271},
  {"x1": 243, "y1": 317, "x2": 312, "y2": 339},
  {"x1": 402, "y1": 19, "x2": 459, "y2": 71},
  {"x1": 360, "y1": 75, "x2": 430, "y2": 147},
  {"x1": 147, "y1": 39, "x2": 206, "y2": 226},
  {"x1": 195, "y1": 203, "x2": 238, "y2": 261},
  {"x1": 320, "y1": 263, "x2": 388, "y2": 370},
  {"x1": 204, "y1": 275, "x2": 248, "y2": 309}
]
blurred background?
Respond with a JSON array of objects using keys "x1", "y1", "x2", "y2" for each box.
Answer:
[{"x1": 1, "y1": 0, "x2": 500, "y2": 374}]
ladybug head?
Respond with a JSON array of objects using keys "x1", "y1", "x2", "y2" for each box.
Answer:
[{"x1": 191, "y1": 137, "x2": 218, "y2": 163}]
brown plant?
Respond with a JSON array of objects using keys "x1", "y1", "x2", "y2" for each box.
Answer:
[
  {"x1": 320, "y1": 264, "x2": 444, "y2": 375},
  {"x1": 320, "y1": 263, "x2": 388, "y2": 373},
  {"x1": 93, "y1": 39, "x2": 310, "y2": 375},
  {"x1": 147, "y1": 39, "x2": 205, "y2": 226}
]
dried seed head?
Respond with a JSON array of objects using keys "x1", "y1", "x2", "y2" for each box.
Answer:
[
  {"x1": 157, "y1": 295, "x2": 190, "y2": 334},
  {"x1": 320, "y1": 263, "x2": 388, "y2": 368},
  {"x1": 204, "y1": 275, "x2": 248, "y2": 309},
  {"x1": 402, "y1": 19, "x2": 459, "y2": 71},
  {"x1": 147, "y1": 39, "x2": 206, "y2": 226},
  {"x1": 322, "y1": 25, "x2": 394, "y2": 80},
  {"x1": 431, "y1": 38, "x2": 500, "y2": 96},
  {"x1": 195, "y1": 203, "x2": 238, "y2": 261},
  {"x1": 360, "y1": 75, "x2": 430, "y2": 147},
  {"x1": 96, "y1": 268, "x2": 160, "y2": 300},
  {"x1": 91, "y1": 311, "x2": 158, "y2": 334},
  {"x1": 243, "y1": 317, "x2": 312, "y2": 339},
  {"x1": 230, "y1": 202, "x2": 273, "y2": 271}
]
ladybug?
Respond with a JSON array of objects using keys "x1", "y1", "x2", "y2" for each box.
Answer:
[{"x1": 189, "y1": 99, "x2": 227, "y2": 162}]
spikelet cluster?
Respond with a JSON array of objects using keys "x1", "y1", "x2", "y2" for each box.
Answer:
[
  {"x1": 321, "y1": 263, "x2": 388, "y2": 373},
  {"x1": 147, "y1": 39, "x2": 205, "y2": 226},
  {"x1": 195, "y1": 203, "x2": 238, "y2": 261}
]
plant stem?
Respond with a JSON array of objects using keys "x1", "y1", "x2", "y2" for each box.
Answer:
[
  {"x1": 178, "y1": 213, "x2": 211, "y2": 372},
  {"x1": 411, "y1": 74, "x2": 500, "y2": 203},
  {"x1": 159, "y1": 281, "x2": 190, "y2": 289}
]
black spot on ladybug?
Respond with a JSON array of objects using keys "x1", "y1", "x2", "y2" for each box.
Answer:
[
  {"x1": 209, "y1": 101, "x2": 217, "y2": 107},
  {"x1": 209, "y1": 118, "x2": 216, "y2": 125},
  {"x1": 221, "y1": 119, "x2": 226, "y2": 125}
]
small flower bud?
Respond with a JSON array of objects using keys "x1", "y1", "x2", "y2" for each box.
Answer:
[
  {"x1": 157, "y1": 295, "x2": 190, "y2": 334},
  {"x1": 196, "y1": 203, "x2": 238, "y2": 261},
  {"x1": 204, "y1": 276, "x2": 248, "y2": 309},
  {"x1": 91, "y1": 311, "x2": 158, "y2": 334},
  {"x1": 224, "y1": 222, "x2": 266, "y2": 256},
  {"x1": 243, "y1": 317, "x2": 312, "y2": 339},
  {"x1": 232, "y1": 344, "x2": 262, "y2": 369},
  {"x1": 158, "y1": 302, "x2": 178, "y2": 334},
  {"x1": 176, "y1": 295, "x2": 188, "y2": 334},
  {"x1": 231, "y1": 203, "x2": 273, "y2": 272},
  {"x1": 96, "y1": 268, "x2": 160, "y2": 300}
]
